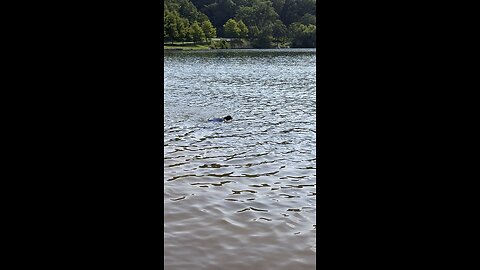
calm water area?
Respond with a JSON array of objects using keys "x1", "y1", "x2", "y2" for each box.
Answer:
[{"x1": 164, "y1": 49, "x2": 316, "y2": 270}]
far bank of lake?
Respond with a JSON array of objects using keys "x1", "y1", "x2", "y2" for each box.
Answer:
[{"x1": 163, "y1": 38, "x2": 313, "y2": 51}]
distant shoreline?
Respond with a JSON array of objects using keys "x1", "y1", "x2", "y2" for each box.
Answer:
[
  {"x1": 164, "y1": 43, "x2": 211, "y2": 51},
  {"x1": 163, "y1": 38, "x2": 306, "y2": 51},
  {"x1": 163, "y1": 43, "x2": 310, "y2": 51},
  {"x1": 163, "y1": 46, "x2": 316, "y2": 52}
]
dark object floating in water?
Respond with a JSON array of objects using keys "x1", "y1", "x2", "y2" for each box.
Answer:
[{"x1": 208, "y1": 115, "x2": 232, "y2": 122}]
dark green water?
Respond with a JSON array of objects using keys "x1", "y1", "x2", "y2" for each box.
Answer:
[{"x1": 164, "y1": 49, "x2": 316, "y2": 270}]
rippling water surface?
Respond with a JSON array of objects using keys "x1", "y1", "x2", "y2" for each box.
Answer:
[{"x1": 164, "y1": 49, "x2": 316, "y2": 270}]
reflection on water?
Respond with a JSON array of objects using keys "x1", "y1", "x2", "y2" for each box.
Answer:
[{"x1": 164, "y1": 49, "x2": 316, "y2": 270}]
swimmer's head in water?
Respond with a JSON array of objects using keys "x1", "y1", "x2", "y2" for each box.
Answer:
[{"x1": 224, "y1": 115, "x2": 232, "y2": 121}]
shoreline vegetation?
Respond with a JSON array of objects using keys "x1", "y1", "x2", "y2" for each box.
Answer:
[
  {"x1": 163, "y1": 38, "x2": 292, "y2": 51},
  {"x1": 164, "y1": 43, "x2": 210, "y2": 51},
  {"x1": 164, "y1": 0, "x2": 316, "y2": 50}
]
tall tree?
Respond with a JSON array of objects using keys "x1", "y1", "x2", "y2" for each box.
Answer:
[
  {"x1": 223, "y1": 19, "x2": 240, "y2": 38},
  {"x1": 201, "y1": 20, "x2": 216, "y2": 42},
  {"x1": 272, "y1": 20, "x2": 287, "y2": 47},
  {"x1": 176, "y1": 17, "x2": 190, "y2": 43},
  {"x1": 288, "y1": 22, "x2": 315, "y2": 47},
  {"x1": 237, "y1": 20, "x2": 249, "y2": 38},
  {"x1": 236, "y1": 1, "x2": 278, "y2": 28},
  {"x1": 164, "y1": 12, "x2": 179, "y2": 44},
  {"x1": 190, "y1": 21, "x2": 205, "y2": 43},
  {"x1": 249, "y1": 25, "x2": 260, "y2": 39}
]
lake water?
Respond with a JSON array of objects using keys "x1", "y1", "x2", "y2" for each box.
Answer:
[{"x1": 164, "y1": 49, "x2": 316, "y2": 270}]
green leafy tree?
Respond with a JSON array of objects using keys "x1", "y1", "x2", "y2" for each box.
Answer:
[
  {"x1": 280, "y1": 0, "x2": 316, "y2": 25},
  {"x1": 304, "y1": 24, "x2": 316, "y2": 47},
  {"x1": 198, "y1": 13, "x2": 210, "y2": 23},
  {"x1": 223, "y1": 19, "x2": 240, "y2": 38},
  {"x1": 288, "y1": 22, "x2": 304, "y2": 47},
  {"x1": 164, "y1": 12, "x2": 179, "y2": 44},
  {"x1": 249, "y1": 25, "x2": 260, "y2": 39},
  {"x1": 288, "y1": 22, "x2": 315, "y2": 47},
  {"x1": 190, "y1": 21, "x2": 205, "y2": 43},
  {"x1": 300, "y1": 13, "x2": 316, "y2": 25},
  {"x1": 163, "y1": 11, "x2": 167, "y2": 40},
  {"x1": 201, "y1": 20, "x2": 216, "y2": 42},
  {"x1": 177, "y1": 17, "x2": 190, "y2": 43},
  {"x1": 252, "y1": 28, "x2": 273, "y2": 48},
  {"x1": 237, "y1": 1, "x2": 278, "y2": 28},
  {"x1": 236, "y1": 6, "x2": 255, "y2": 27},
  {"x1": 178, "y1": 0, "x2": 200, "y2": 22},
  {"x1": 272, "y1": 20, "x2": 287, "y2": 47},
  {"x1": 237, "y1": 20, "x2": 248, "y2": 38}
]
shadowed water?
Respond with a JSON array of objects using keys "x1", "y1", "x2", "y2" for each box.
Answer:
[{"x1": 164, "y1": 49, "x2": 316, "y2": 270}]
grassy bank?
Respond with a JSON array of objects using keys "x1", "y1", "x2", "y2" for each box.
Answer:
[
  {"x1": 164, "y1": 42, "x2": 211, "y2": 51},
  {"x1": 164, "y1": 39, "x2": 298, "y2": 50}
]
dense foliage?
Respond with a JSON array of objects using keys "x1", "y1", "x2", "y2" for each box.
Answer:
[{"x1": 164, "y1": 0, "x2": 316, "y2": 48}]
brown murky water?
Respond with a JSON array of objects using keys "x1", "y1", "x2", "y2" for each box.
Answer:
[{"x1": 164, "y1": 49, "x2": 316, "y2": 270}]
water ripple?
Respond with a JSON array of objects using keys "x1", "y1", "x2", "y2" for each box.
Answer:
[{"x1": 165, "y1": 49, "x2": 316, "y2": 270}]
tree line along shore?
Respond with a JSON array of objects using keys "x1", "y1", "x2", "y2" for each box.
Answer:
[{"x1": 164, "y1": 0, "x2": 316, "y2": 50}]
